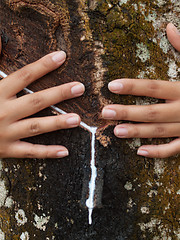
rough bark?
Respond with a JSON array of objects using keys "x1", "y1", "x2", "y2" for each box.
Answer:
[{"x1": 0, "y1": 0, "x2": 179, "y2": 239}]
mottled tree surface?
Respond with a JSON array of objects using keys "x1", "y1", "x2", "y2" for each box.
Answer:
[{"x1": 0, "y1": 0, "x2": 180, "y2": 239}]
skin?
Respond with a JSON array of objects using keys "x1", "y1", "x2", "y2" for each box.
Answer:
[
  {"x1": 0, "y1": 39, "x2": 85, "y2": 159},
  {"x1": 102, "y1": 23, "x2": 180, "y2": 159}
]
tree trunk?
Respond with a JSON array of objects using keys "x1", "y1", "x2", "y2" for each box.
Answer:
[{"x1": 0, "y1": 0, "x2": 179, "y2": 239}]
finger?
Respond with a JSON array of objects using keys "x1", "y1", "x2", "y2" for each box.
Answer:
[
  {"x1": 108, "y1": 79, "x2": 180, "y2": 100},
  {"x1": 137, "y1": 138, "x2": 180, "y2": 158},
  {"x1": 0, "y1": 51, "x2": 66, "y2": 98},
  {"x1": 166, "y1": 23, "x2": 180, "y2": 52},
  {"x1": 102, "y1": 102, "x2": 179, "y2": 122},
  {"x1": 6, "y1": 141, "x2": 69, "y2": 159},
  {"x1": 114, "y1": 123, "x2": 180, "y2": 138},
  {"x1": 7, "y1": 82, "x2": 85, "y2": 121},
  {"x1": 9, "y1": 113, "x2": 81, "y2": 140}
]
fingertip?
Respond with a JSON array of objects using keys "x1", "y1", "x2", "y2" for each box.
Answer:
[
  {"x1": 166, "y1": 23, "x2": 179, "y2": 35},
  {"x1": 71, "y1": 82, "x2": 85, "y2": 96},
  {"x1": 51, "y1": 51, "x2": 67, "y2": 64},
  {"x1": 166, "y1": 23, "x2": 180, "y2": 51},
  {"x1": 137, "y1": 148, "x2": 149, "y2": 157},
  {"x1": 108, "y1": 80, "x2": 124, "y2": 92},
  {"x1": 102, "y1": 107, "x2": 116, "y2": 119},
  {"x1": 56, "y1": 149, "x2": 69, "y2": 158},
  {"x1": 66, "y1": 113, "x2": 81, "y2": 127},
  {"x1": 114, "y1": 125, "x2": 128, "y2": 138}
]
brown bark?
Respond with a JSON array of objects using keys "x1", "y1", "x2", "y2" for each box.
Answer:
[{"x1": 0, "y1": 0, "x2": 179, "y2": 239}]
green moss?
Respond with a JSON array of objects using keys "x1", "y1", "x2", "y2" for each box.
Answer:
[
  {"x1": 89, "y1": 0, "x2": 175, "y2": 104},
  {"x1": 88, "y1": 0, "x2": 180, "y2": 238}
]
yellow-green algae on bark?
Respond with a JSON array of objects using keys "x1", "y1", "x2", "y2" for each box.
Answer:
[
  {"x1": 89, "y1": 0, "x2": 180, "y2": 239},
  {"x1": 0, "y1": 0, "x2": 180, "y2": 239}
]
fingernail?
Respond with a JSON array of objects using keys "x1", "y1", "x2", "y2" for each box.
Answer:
[
  {"x1": 71, "y1": 83, "x2": 85, "y2": 96},
  {"x1": 108, "y1": 81, "x2": 123, "y2": 92},
  {"x1": 169, "y1": 23, "x2": 180, "y2": 35},
  {"x1": 102, "y1": 108, "x2": 116, "y2": 119},
  {"x1": 115, "y1": 127, "x2": 128, "y2": 137},
  {"x1": 66, "y1": 115, "x2": 80, "y2": 126},
  {"x1": 137, "y1": 149, "x2": 149, "y2": 156},
  {"x1": 52, "y1": 51, "x2": 66, "y2": 63},
  {"x1": 57, "y1": 150, "x2": 69, "y2": 158}
]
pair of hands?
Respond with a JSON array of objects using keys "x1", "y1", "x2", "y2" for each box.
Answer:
[{"x1": 0, "y1": 23, "x2": 179, "y2": 159}]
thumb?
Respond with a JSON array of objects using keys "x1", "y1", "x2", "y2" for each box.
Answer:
[{"x1": 166, "y1": 23, "x2": 180, "y2": 52}]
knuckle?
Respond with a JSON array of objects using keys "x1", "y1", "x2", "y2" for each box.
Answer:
[
  {"x1": 54, "y1": 117, "x2": 63, "y2": 129},
  {"x1": 43, "y1": 150, "x2": 49, "y2": 159},
  {"x1": 148, "y1": 81, "x2": 159, "y2": 93},
  {"x1": 24, "y1": 151, "x2": 36, "y2": 159},
  {"x1": 17, "y1": 67, "x2": 31, "y2": 85},
  {"x1": 120, "y1": 109, "x2": 128, "y2": 120},
  {"x1": 41, "y1": 56, "x2": 53, "y2": 69},
  {"x1": 30, "y1": 95, "x2": 44, "y2": 110},
  {"x1": 24, "y1": 146, "x2": 37, "y2": 158},
  {"x1": 29, "y1": 121, "x2": 41, "y2": 135},
  {"x1": 146, "y1": 107, "x2": 158, "y2": 121},
  {"x1": 131, "y1": 125, "x2": 140, "y2": 137},
  {"x1": 0, "y1": 110, "x2": 8, "y2": 122},
  {"x1": 154, "y1": 126, "x2": 166, "y2": 137},
  {"x1": 126, "y1": 81, "x2": 134, "y2": 94},
  {"x1": 59, "y1": 86, "x2": 67, "y2": 100}
]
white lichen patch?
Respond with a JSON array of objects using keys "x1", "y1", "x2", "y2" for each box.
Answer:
[
  {"x1": 167, "y1": 60, "x2": 178, "y2": 80},
  {"x1": 146, "y1": 180, "x2": 153, "y2": 187},
  {"x1": 154, "y1": 159, "x2": 165, "y2": 177},
  {"x1": 141, "y1": 206, "x2": 150, "y2": 214},
  {"x1": 136, "y1": 43, "x2": 150, "y2": 62},
  {"x1": 177, "y1": 189, "x2": 180, "y2": 195},
  {"x1": 138, "y1": 218, "x2": 161, "y2": 232},
  {"x1": 127, "y1": 197, "x2": 136, "y2": 212},
  {"x1": 127, "y1": 138, "x2": 141, "y2": 150},
  {"x1": 157, "y1": 0, "x2": 167, "y2": 7},
  {"x1": 20, "y1": 231, "x2": 29, "y2": 240},
  {"x1": 139, "y1": 218, "x2": 174, "y2": 239},
  {"x1": 163, "y1": 203, "x2": 171, "y2": 214},
  {"x1": 174, "y1": 229, "x2": 180, "y2": 239},
  {"x1": 133, "y1": 3, "x2": 138, "y2": 11},
  {"x1": 15, "y1": 209, "x2": 28, "y2": 226},
  {"x1": 160, "y1": 36, "x2": 170, "y2": 54},
  {"x1": 0, "y1": 180, "x2": 8, "y2": 208},
  {"x1": 137, "y1": 65, "x2": 156, "y2": 79},
  {"x1": 0, "y1": 229, "x2": 5, "y2": 240},
  {"x1": 5, "y1": 196, "x2": 14, "y2": 208},
  {"x1": 33, "y1": 213, "x2": 50, "y2": 231},
  {"x1": 119, "y1": 0, "x2": 129, "y2": 6},
  {"x1": 146, "y1": 11, "x2": 157, "y2": 27},
  {"x1": 147, "y1": 190, "x2": 158, "y2": 197},
  {"x1": 124, "y1": 181, "x2": 133, "y2": 190}
]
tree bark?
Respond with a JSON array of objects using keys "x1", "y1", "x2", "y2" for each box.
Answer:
[{"x1": 0, "y1": 0, "x2": 179, "y2": 239}]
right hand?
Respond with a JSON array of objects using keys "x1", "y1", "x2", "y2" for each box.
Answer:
[
  {"x1": 0, "y1": 38, "x2": 85, "y2": 159},
  {"x1": 101, "y1": 23, "x2": 180, "y2": 158}
]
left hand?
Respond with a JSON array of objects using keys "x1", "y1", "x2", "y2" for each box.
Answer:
[{"x1": 102, "y1": 23, "x2": 180, "y2": 159}]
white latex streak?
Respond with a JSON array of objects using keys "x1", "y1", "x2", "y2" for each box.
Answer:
[
  {"x1": 85, "y1": 127, "x2": 97, "y2": 225},
  {"x1": 0, "y1": 70, "x2": 98, "y2": 225}
]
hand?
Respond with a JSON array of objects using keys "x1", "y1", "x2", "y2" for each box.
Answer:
[
  {"x1": 0, "y1": 38, "x2": 85, "y2": 159},
  {"x1": 102, "y1": 23, "x2": 180, "y2": 158}
]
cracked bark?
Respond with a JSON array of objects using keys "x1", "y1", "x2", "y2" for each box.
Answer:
[{"x1": 0, "y1": 0, "x2": 179, "y2": 239}]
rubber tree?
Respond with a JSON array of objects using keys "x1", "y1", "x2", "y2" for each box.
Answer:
[{"x1": 0, "y1": 0, "x2": 179, "y2": 239}]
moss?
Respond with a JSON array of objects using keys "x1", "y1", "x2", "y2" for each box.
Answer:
[
  {"x1": 88, "y1": 0, "x2": 176, "y2": 105},
  {"x1": 88, "y1": 0, "x2": 180, "y2": 238}
]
